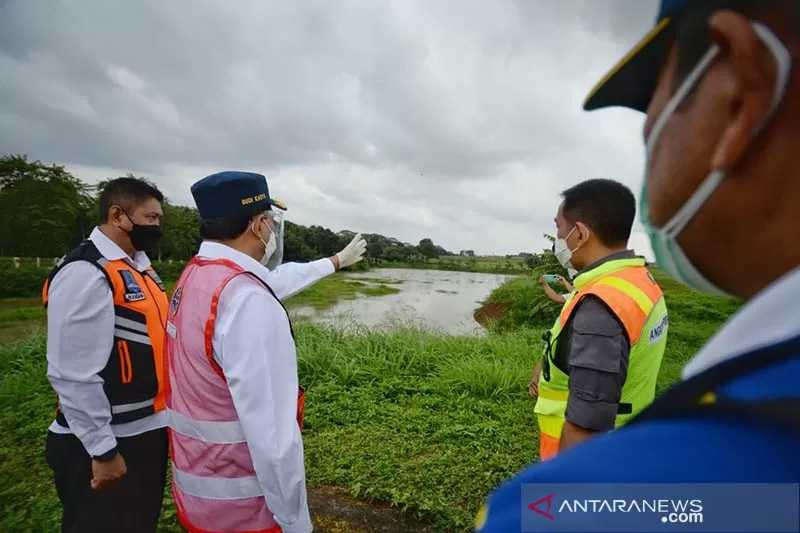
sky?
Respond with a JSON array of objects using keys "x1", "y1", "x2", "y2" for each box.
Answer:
[{"x1": 0, "y1": 0, "x2": 659, "y2": 256}]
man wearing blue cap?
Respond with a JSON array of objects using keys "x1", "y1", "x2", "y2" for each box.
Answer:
[
  {"x1": 478, "y1": 1, "x2": 800, "y2": 530},
  {"x1": 165, "y1": 171, "x2": 365, "y2": 533}
]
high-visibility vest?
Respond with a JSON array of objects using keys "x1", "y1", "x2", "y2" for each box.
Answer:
[
  {"x1": 42, "y1": 240, "x2": 169, "y2": 425},
  {"x1": 166, "y1": 256, "x2": 304, "y2": 533},
  {"x1": 534, "y1": 257, "x2": 668, "y2": 460}
]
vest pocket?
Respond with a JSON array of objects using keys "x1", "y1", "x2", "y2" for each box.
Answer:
[{"x1": 118, "y1": 340, "x2": 133, "y2": 384}]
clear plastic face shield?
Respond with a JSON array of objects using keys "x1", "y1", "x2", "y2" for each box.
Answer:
[
  {"x1": 254, "y1": 208, "x2": 285, "y2": 270},
  {"x1": 267, "y1": 209, "x2": 285, "y2": 270}
]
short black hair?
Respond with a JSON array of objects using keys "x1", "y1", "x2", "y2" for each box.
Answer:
[
  {"x1": 561, "y1": 179, "x2": 635, "y2": 247},
  {"x1": 199, "y1": 208, "x2": 266, "y2": 241},
  {"x1": 674, "y1": 0, "x2": 799, "y2": 88},
  {"x1": 98, "y1": 177, "x2": 164, "y2": 222}
]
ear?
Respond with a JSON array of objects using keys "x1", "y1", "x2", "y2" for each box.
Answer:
[
  {"x1": 108, "y1": 205, "x2": 125, "y2": 226},
  {"x1": 249, "y1": 214, "x2": 264, "y2": 236},
  {"x1": 575, "y1": 221, "x2": 592, "y2": 244},
  {"x1": 709, "y1": 11, "x2": 779, "y2": 171}
]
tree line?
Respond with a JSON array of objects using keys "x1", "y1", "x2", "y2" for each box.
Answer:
[{"x1": 0, "y1": 155, "x2": 453, "y2": 262}]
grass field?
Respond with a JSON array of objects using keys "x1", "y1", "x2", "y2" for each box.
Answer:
[{"x1": 0, "y1": 265, "x2": 740, "y2": 532}]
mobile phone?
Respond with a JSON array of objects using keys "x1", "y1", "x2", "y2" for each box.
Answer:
[{"x1": 542, "y1": 274, "x2": 561, "y2": 284}]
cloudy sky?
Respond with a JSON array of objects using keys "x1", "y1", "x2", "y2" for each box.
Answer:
[{"x1": 1, "y1": 0, "x2": 659, "y2": 256}]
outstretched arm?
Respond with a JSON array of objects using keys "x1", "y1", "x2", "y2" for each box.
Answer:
[
  {"x1": 265, "y1": 234, "x2": 367, "y2": 300},
  {"x1": 538, "y1": 275, "x2": 566, "y2": 304}
]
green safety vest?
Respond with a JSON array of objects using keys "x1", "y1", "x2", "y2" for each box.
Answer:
[{"x1": 534, "y1": 257, "x2": 669, "y2": 444}]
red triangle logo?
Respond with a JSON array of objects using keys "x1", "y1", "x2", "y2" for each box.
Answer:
[{"x1": 528, "y1": 493, "x2": 556, "y2": 521}]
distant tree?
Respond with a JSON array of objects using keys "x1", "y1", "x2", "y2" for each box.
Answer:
[
  {"x1": 0, "y1": 154, "x2": 94, "y2": 257},
  {"x1": 418, "y1": 238, "x2": 438, "y2": 260},
  {"x1": 157, "y1": 203, "x2": 200, "y2": 260},
  {"x1": 284, "y1": 221, "x2": 316, "y2": 261},
  {"x1": 434, "y1": 245, "x2": 450, "y2": 257},
  {"x1": 366, "y1": 239, "x2": 385, "y2": 260},
  {"x1": 308, "y1": 225, "x2": 345, "y2": 257}
]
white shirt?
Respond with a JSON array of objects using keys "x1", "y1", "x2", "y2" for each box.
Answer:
[
  {"x1": 200, "y1": 241, "x2": 333, "y2": 533},
  {"x1": 47, "y1": 230, "x2": 333, "y2": 465},
  {"x1": 46, "y1": 227, "x2": 166, "y2": 456},
  {"x1": 683, "y1": 265, "x2": 800, "y2": 379}
]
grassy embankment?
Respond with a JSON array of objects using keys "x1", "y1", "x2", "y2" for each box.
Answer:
[{"x1": 0, "y1": 262, "x2": 740, "y2": 531}]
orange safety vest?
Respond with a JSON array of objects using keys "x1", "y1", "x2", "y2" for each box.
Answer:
[
  {"x1": 43, "y1": 240, "x2": 169, "y2": 426},
  {"x1": 535, "y1": 257, "x2": 668, "y2": 461}
]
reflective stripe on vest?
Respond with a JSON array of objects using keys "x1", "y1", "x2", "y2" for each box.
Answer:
[
  {"x1": 534, "y1": 257, "x2": 668, "y2": 452},
  {"x1": 112, "y1": 398, "x2": 155, "y2": 415},
  {"x1": 172, "y1": 466, "x2": 263, "y2": 500},
  {"x1": 168, "y1": 409, "x2": 247, "y2": 444}
]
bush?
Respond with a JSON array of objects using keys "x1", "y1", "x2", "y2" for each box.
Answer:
[
  {"x1": 481, "y1": 264, "x2": 568, "y2": 331},
  {"x1": 0, "y1": 260, "x2": 51, "y2": 298},
  {"x1": 150, "y1": 260, "x2": 186, "y2": 282}
]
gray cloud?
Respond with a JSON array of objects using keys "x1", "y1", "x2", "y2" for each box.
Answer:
[{"x1": 1, "y1": 0, "x2": 659, "y2": 255}]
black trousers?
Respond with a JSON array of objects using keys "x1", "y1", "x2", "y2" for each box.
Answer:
[{"x1": 45, "y1": 427, "x2": 168, "y2": 533}]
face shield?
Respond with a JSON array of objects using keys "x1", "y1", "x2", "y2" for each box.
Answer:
[{"x1": 262, "y1": 208, "x2": 285, "y2": 270}]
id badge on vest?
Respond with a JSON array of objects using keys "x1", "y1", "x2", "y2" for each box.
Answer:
[{"x1": 119, "y1": 270, "x2": 147, "y2": 302}]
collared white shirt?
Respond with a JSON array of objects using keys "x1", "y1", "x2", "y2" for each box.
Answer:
[
  {"x1": 683, "y1": 266, "x2": 800, "y2": 379},
  {"x1": 198, "y1": 241, "x2": 333, "y2": 533},
  {"x1": 46, "y1": 227, "x2": 166, "y2": 456}
]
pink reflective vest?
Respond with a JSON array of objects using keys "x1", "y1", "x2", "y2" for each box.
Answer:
[{"x1": 166, "y1": 256, "x2": 304, "y2": 533}]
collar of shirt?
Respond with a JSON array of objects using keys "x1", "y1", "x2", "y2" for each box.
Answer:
[
  {"x1": 89, "y1": 227, "x2": 152, "y2": 271},
  {"x1": 197, "y1": 241, "x2": 271, "y2": 285},
  {"x1": 682, "y1": 265, "x2": 800, "y2": 379},
  {"x1": 578, "y1": 249, "x2": 637, "y2": 276}
]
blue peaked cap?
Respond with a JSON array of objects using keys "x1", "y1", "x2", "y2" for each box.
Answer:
[
  {"x1": 191, "y1": 171, "x2": 286, "y2": 220},
  {"x1": 584, "y1": 0, "x2": 692, "y2": 112}
]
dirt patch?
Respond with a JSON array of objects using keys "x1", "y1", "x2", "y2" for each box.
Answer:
[
  {"x1": 309, "y1": 486, "x2": 434, "y2": 533},
  {"x1": 473, "y1": 301, "x2": 509, "y2": 327}
]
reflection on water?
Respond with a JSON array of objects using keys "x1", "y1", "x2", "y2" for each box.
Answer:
[{"x1": 289, "y1": 268, "x2": 514, "y2": 335}]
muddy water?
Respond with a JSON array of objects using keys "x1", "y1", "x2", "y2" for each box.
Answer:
[{"x1": 291, "y1": 268, "x2": 513, "y2": 335}]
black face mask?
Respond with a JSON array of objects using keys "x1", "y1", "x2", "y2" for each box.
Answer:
[{"x1": 124, "y1": 213, "x2": 163, "y2": 252}]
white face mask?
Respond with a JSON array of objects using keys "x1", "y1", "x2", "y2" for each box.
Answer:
[
  {"x1": 253, "y1": 218, "x2": 278, "y2": 267},
  {"x1": 554, "y1": 226, "x2": 582, "y2": 272},
  {"x1": 261, "y1": 232, "x2": 277, "y2": 266},
  {"x1": 641, "y1": 22, "x2": 791, "y2": 295}
]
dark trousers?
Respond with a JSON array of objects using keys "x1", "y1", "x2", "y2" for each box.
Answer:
[{"x1": 45, "y1": 427, "x2": 168, "y2": 533}]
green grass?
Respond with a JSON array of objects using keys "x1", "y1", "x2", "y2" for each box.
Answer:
[
  {"x1": 0, "y1": 298, "x2": 45, "y2": 345},
  {"x1": 0, "y1": 265, "x2": 741, "y2": 532},
  {"x1": 285, "y1": 274, "x2": 400, "y2": 310},
  {"x1": 0, "y1": 332, "x2": 64, "y2": 530}
]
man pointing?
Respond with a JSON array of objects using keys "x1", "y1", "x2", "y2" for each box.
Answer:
[{"x1": 166, "y1": 171, "x2": 366, "y2": 533}]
